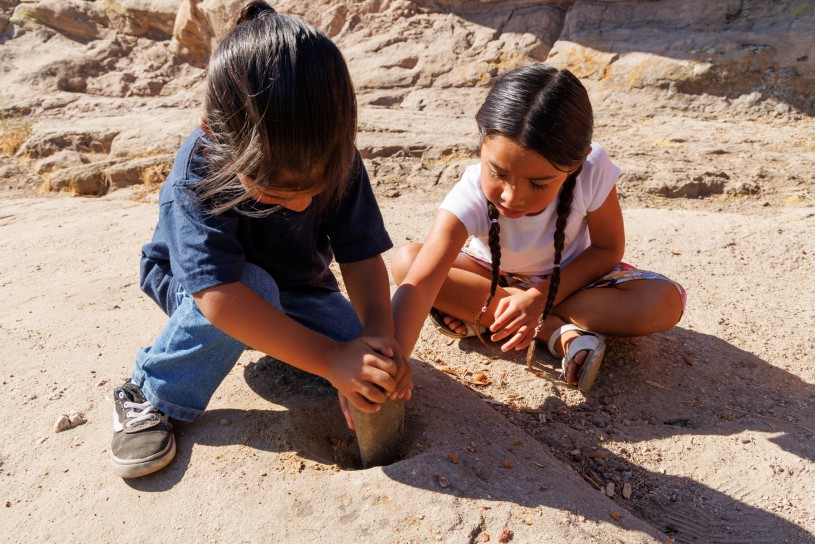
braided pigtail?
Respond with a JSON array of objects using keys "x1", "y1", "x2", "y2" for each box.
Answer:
[
  {"x1": 474, "y1": 201, "x2": 502, "y2": 346},
  {"x1": 525, "y1": 171, "x2": 578, "y2": 370}
]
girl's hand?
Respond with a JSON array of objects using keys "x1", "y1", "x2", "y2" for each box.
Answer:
[
  {"x1": 489, "y1": 290, "x2": 544, "y2": 352},
  {"x1": 358, "y1": 336, "x2": 413, "y2": 402},
  {"x1": 325, "y1": 338, "x2": 399, "y2": 420}
]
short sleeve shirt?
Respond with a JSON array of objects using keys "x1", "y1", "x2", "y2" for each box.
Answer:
[
  {"x1": 140, "y1": 128, "x2": 393, "y2": 295},
  {"x1": 439, "y1": 143, "x2": 620, "y2": 276}
]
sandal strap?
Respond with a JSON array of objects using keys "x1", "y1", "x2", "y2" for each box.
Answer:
[
  {"x1": 547, "y1": 323, "x2": 592, "y2": 357},
  {"x1": 565, "y1": 334, "x2": 600, "y2": 361},
  {"x1": 429, "y1": 308, "x2": 484, "y2": 339}
]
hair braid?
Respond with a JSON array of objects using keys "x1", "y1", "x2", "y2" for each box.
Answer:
[
  {"x1": 525, "y1": 171, "x2": 578, "y2": 370},
  {"x1": 474, "y1": 201, "x2": 502, "y2": 346}
]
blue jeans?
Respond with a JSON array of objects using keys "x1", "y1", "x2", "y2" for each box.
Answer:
[{"x1": 131, "y1": 263, "x2": 362, "y2": 421}]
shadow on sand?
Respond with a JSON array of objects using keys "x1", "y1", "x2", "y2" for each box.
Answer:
[{"x1": 124, "y1": 325, "x2": 813, "y2": 542}]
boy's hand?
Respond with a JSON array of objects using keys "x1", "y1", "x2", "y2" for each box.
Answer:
[
  {"x1": 332, "y1": 336, "x2": 413, "y2": 429},
  {"x1": 489, "y1": 290, "x2": 545, "y2": 352},
  {"x1": 338, "y1": 393, "x2": 355, "y2": 429},
  {"x1": 325, "y1": 338, "x2": 398, "y2": 417},
  {"x1": 358, "y1": 336, "x2": 413, "y2": 401}
]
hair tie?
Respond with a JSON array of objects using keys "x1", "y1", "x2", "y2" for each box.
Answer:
[
  {"x1": 552, "y1": 263, "x2": 561, "y2": 268},
  {"x1": 533, "y1": 325, "x2": 542, "y2": 337},
  {"x1": 490, "y1": 218, "x2": 498, "y2": 224},
  {"x1": 481, "y1": 306, "x2": 488, "y2": 313}
]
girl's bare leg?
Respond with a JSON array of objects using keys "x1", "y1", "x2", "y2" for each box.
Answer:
[
  {"x1": 392, "y1": 243, "x2": 683, "y2": 383},
  {"x1": 544, "y1": 279, "x2": 684, "y2": 383}
]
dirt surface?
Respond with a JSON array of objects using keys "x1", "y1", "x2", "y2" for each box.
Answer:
[
  {"x1": 2, "y1": 1, "x2": 815, "y2": 542},
  {"x1": 2, "y1": 101, "x2": 814, "y2": 542}
]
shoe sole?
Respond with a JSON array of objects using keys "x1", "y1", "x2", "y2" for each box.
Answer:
[
  {"x1": 578, "y1": 338, "x2": 606, "y2": 394},
  {"x1": 110, "y1": 435, "x2": 176, "y2": 478}
]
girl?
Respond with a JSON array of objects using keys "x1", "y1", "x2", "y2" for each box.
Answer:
[
  {"x1": 391, "y1": 64, "x2": 685, "y2": 395},
  {"x1": 110, "y1": 1, "x2": 412, "y2": 479}
]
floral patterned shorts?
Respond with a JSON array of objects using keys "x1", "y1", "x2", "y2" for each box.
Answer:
[{"x1": 460, "y1": 248, "x2": 687, "y2": 311}]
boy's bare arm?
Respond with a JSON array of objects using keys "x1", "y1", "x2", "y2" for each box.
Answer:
[
  {"x1": 192, "y1": 282, "x2": 397, "y2": 410},
  {"x1": 340, "y1": 255, "x2": 413, "y2": 398},
  {"x1": 339, "y1": 255, "x2": 393, "y2": 337}
]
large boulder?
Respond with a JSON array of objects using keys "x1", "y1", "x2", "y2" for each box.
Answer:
[
  {"x1": 169, "y1": 0, "x2": 243, "y2": 67},
  {"x1": 105, "y1": 0, "x2": 182, "y2": 40},
  {"x1": 546, "y1": 0, "x2": 815, "y2": 114},
  {"x1": 10, "y1": 0, "x2": 107, "y2": 41}
]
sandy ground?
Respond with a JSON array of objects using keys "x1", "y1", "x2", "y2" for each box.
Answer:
[{"x1": 2, "y1": 95, "x2": 815, "y2": 543}]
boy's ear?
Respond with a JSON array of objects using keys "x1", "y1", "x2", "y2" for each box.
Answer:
[{"x1": 198, "y1": 116, "x2": 212, "y2": 137}]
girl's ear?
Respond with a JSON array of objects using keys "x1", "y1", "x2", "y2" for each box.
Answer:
[{"x1": 198, "y1": 116, "x2": 212, "y2": 137}]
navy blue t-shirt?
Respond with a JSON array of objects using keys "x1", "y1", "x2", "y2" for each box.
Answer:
[{"x1": 140, "y1": 128, "x2": 392, "y2": 302}]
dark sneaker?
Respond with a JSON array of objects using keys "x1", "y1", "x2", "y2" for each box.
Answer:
[{"x1": 110, "y1": 381, "x2": 176, "y2": 478}]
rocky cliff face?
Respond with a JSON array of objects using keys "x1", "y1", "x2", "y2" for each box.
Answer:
[{"x1": 0, "y1": 0, "x2": 812, "y2": 195}]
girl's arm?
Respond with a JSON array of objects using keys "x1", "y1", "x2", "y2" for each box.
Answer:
[
  {"x1": 548, "y1": 185, "x2": 625, "y2": 300},
  {"x1": 192, "y1": 282, "x2": 398, "y2": 412},
  {"x1": 391, "y1": 210, "x2": 470, "y2": 358},
  {"x1": 340, "y1": 255, "x2": 412, "y2": 397},
  {"x1": 491, "y1": 187, "x2": 625, "y2": 350}
]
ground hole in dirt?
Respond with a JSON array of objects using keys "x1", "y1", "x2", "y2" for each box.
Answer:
[{"x1": 244, "y1": 356, "x2": 425, "y2": 470}]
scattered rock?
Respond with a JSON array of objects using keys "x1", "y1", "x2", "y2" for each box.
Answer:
[
  {"x1": 54, "y1": 410, "x2": 86, "y2": 433},
  {"x1": 622, "y1": 483, "x2": 632, "y2": 499},
  {"x1": 12, "y1": 0, "x2": 107, "y2": 41},
  {"x1": 33, "y1": 150, "x2": 88, "y2": 174}
]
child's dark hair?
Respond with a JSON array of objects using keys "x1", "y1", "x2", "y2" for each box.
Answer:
[
  {"x1": 471, "y1": 64, "x2": 594, "y2": 369},
  {"x1": 199, "y1": 1, "x2": 357, "y2": 215}
]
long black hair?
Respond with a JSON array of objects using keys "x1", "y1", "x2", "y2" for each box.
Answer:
[
  {"x1": 471, "y1": 64, "x2": 594, "y2": 369},
  {"x1": 198, "y1": 1, "x2": 357, "y2": 216}
]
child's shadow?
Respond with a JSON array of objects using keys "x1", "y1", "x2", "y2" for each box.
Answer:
[
  {"x1": 457, "y1": 325, "x2": 815, "y2": 461},
  {"x1": 449, "y1": 325, "x2": 815, "y2": 540},
  {"x1": 125, "y1": 357, "x2": 367, "y2": 492}
]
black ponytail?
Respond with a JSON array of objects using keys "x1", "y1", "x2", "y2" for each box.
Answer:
[
  {"x1": 237, "y1": 1, "x2": 276, "y2": 25},
  {"x1": 198, "y1": 1, "x2": 357, "y2": 217}
]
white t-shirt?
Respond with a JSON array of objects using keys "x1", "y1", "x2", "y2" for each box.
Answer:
[{"x1": 439, "y1": 143, "x2": 620, "y2": 276}]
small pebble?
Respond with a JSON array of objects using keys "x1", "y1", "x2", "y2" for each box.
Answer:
[
  {"x1": 219, "y1": 419, "x2": 231, "y2": 426},
  {"x1": 54, "y1": 410, "x2": 87, "y2": 433},
  {"x1": 606, "y1": 483, "x2": 615, "y2": 497},
  {"x1": 622, "y1": 483, "x2": 632, "y2": 499}
]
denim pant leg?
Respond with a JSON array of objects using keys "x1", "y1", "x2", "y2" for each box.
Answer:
[
  {"x1": 279, "y1": 288, "x2": 362, "y2": 343},
  {"x1": 132, "y1": 263, "x2": 283, "y2": 421}
]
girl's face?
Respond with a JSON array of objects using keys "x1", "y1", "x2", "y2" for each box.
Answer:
[
  {"x1": 479, "y1": 135, "x2": 578, "y2": 218},
  {"x1": 238, "y1": 173, "x2": 323, "y2": 213}
]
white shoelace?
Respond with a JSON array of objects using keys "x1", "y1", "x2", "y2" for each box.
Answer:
[{"x1": 124, "y1": 400, "x2": 160, "y2": 428}]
